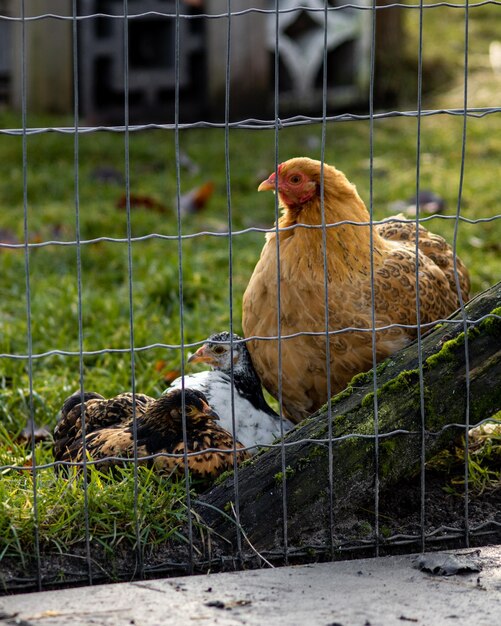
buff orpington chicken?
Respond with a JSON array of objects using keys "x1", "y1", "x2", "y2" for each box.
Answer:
[{"x1": 242, "y1": 157, "x2": 470, "y2": 422}]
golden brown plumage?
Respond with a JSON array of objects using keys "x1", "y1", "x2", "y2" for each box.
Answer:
[
  {"x1": 53, "y1": 391, "x2": 154, "y2": 460},
  {"x1": 242, "y1": 157, "x2": 470, "y2": 422},
  {"x1": 53, "y1": 388, "x2": 249, "y2": 480}
]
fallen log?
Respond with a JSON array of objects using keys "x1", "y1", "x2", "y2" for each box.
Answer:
[{"x1": 197, "y1": 281, "x2": 501, "y2": 553}]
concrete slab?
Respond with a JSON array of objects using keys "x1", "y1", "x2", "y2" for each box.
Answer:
[{"x1": 1, "y1": 546, "x2": 501, "y2": 626}]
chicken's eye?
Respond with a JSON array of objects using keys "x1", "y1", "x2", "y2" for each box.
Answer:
[
  {"x1": 212, "y1": 345, "x2": 226, "y2": 355},
  {"x1": 289, "y1": 174, "x2": 302, "y2": 185}
]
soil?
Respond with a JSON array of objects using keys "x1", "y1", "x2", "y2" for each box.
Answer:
[{"x1": 1, "y1": 470, "x2": 500, "y2": 595}]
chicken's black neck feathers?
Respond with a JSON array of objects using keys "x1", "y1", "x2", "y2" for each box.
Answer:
[
  {"x1": 228, "y1": 342, "x2": 278, "y2": 418},
  {"x1": 207, "y1": 332, "x2": 277, "y2": 417}
]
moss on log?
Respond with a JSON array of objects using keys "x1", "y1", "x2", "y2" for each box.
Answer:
[{"x1": 197, "y1": 282, "x2": 501, "y2": 552}]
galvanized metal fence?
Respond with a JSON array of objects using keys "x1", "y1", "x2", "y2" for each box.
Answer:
[{"x1": 0, "y1": 0, "x2": 500, "y2": 592}]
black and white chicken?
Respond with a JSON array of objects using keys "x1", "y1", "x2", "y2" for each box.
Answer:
[{"x1": 169, "y1": 332, "x2": 293, "y2": 454}]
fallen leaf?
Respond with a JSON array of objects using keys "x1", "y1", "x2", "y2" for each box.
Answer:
[
  {"x1": 412, "y1": 551, "x2": 482, "y2": 576},
  {"x1": 0, "y1": 228, "x2": 20, "y2": 245},
  {"x1": 116, "y1": 194, "x2": 167, "y2": 213},
  {"x1": 205, "y1": 600, "x2": 225, "y2": 609},
  {"x1": 163, "y1": 370, "x2": 181, "y2": 384},
  {"x1": 204, "y1": 599, "x2": 251, "y2": 610},
  {"x1": 154, "y1": 361, "x2": 181, "y2": 384},
  {"x1": 90, "y1": 166, "x2": 124, "y2": 185},
  {"x1": 490, "y1": 41, "x2": 501, "y2": 74},
  {"x1": 403, "y1": 190, "x2": 446, "y2": 217},
  {"x1": 179, "y1": 181, "x2": 215, "y2": 215},
  {"x1": 179, "y1": 150, "x2": 201, "y2": 175},
  {"x1": 16, "y1": 425, "x2": 52, "y2": 445},
  {"x1": 468, "y1": 420, "x2": 501, "y2": 452},
  {"x1": 468, "y1": 236, "x2": 484, "y2": 248}
]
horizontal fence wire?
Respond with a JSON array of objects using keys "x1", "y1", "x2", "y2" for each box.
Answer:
[
  {"x1": 1, "y1": 213, "x2": 500, "y2": 248},
  {"x1": 0, "y1": 107, "x2": 500, "y2": 135},
  {"x1": 1, "y1": 1, "x2": 501, "y2": 21},
  {"x1": 0, "y1": 414, "x2": 496, "y2": 473},
  {"x1": 1, "y1": 313, "x2": 499, "y2": 360},
  {"x1": 0, "y1": 0, "x2": 500, "y2": 590}
]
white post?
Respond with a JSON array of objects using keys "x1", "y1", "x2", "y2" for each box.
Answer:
[
  {"x1": 10, "y1": 0, "x2": 72, "y2": 115},
  {"x1": 206, "y1": 0, "x2": 270, "y2": 118}
]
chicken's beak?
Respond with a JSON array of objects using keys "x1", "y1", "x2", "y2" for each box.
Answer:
[
  {"x1": 202, "y1": 402, "x2": 220, "y2": 421},
  {"x1": 188, "y1": 345, "x2": 216, "y2": 366},
  {"x1": 258, "y1": 172, "x2": 277, "y2": 192}
]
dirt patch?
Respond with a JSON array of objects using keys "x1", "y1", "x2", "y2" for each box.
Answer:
[{"x1": 1, "y1": 469, "x2": 500, "y2": 595}]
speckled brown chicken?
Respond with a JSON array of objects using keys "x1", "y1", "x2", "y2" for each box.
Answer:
[
  {"x1": 53, "y1": 388, "x2": 249, "y2": 480},
  {"x1": 242, "y1": 157, "x2": 470, "y2": 422}
]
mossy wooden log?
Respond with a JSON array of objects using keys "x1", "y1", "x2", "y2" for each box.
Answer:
[{"x1": 197, "y1": 282, "x2": 501, "y2": 552}]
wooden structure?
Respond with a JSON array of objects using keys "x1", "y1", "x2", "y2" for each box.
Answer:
[
  {"x1": 8, "y1": 0, "x2": 73, "y2": 114},
  {"x1": 2, "y1": 0, "x2": 376, "y2": 121}
]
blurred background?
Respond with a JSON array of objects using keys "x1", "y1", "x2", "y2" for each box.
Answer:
[
  {"x1": 0, "y1": 0, "x2": 500, "y2": 587},
  {"x1": 4, "y1": 0, "x2": 498, "y2": 122}
]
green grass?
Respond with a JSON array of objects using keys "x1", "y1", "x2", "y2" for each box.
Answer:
[
  {"x1": 1, "y1": 4, "x2": 501, "y2": 570},
  {"x1": 0, "y1": 423, "x2": 190, "y2": 564}
]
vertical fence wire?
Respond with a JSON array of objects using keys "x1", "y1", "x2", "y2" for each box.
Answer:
[
  {"x1": 122, "y1": 0, "x2": 144, "y2": 577},
  {"x1": 20, "y1": 0, "x2": 42, "y2": 592},
  {"x1": 273, "y1": 0, "x2": 290, "y2": 566},
  {"x1": 319, "y1": 0, "x2": 335, "y2": 557},
  {"x1": 224, "y1": 1, "x2": 244, "y2": 561},
  {"x1": 455, "y1": 0, "x2": 472, "y2": 547},
  {"x1": 368, "y1": 0, "x2": 381, "y2": 556},
  {"x1": 414, "y1": 0, "x2": 428, "y2": 554},
  {"x1": 174, "y1": 0, "x2": 195, "y2": 574},
  {"x1": 72, "y1": 0, "x2": 93, "y2": 585}
]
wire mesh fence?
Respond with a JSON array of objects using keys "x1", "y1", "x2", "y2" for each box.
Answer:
[{"x1": 0, "y1": 0, "x2": 500, "y2": 593}]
